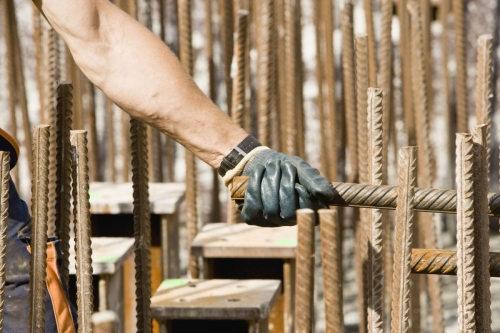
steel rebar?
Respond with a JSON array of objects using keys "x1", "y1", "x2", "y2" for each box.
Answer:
[
  {"x1": 472, "y1": 125, "x2": 491, "y2": 332},
  {"x1": 319, "y1": 209, "x2": 343, "y2": 332},
  {"x1": 367, "y1": 88, "x2": 384, "y2": 333},
  {"x1": 356, "y1": 35, "x2": 369, "y2": 185},
  {"x1": 29, "y1": 125, "x2": 50, "y2": 333},
  {"x1": 295, "y1": 209, "x2": 315, "y2": 333},
  {"x1": 275, "y1": 0, "x2": 286, "y2": 152},
  {"x1": 456, "y1": 133, "x2": 476, "y2": 332},
  {"x1": 295, "y1": 0, "x2": 305, "y2": 159},
  {"x1": 390, "y1": 147, "x2": 417, "y2": 333},
  {"x1": 219, "y1": 0, "x2": 234, "y2": 114},
  {"x1": 178, "y1": 0, "x2": 199, "y2": 278},
  {"x1": 474, "y1": 35, "x2": 493, "y2": 179},
  {"x1": 0, "y1": 152, "x2": 10, "y2": 331},
  {"x1": 54, "y1": 82, "x2": 74, "y2": 286},
  {"x1": 284, "y1": 0, "x2": 297, "y2": 156},
  {"x1": 452, "y1": 0, "x2": 468, "y2": 133},
  {"x1": 105, "y1": 97, "x2": 116, "y2": 182},
  {"x1": 70, "y1": 130, "x2": 94, "y2": 333},
  {"x1": 363, "y1": 0, "x2": 377, "y2": 87}
]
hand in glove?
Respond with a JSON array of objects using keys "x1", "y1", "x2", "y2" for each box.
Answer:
[{"x1": 222, "y1": 137, "x2": 333, "y2": 227}]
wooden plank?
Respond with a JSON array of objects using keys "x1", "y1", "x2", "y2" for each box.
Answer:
[
  {"x1": 191, "y1": 223, "x2": 297, "y2": 259},
  {"x1": 69, "y1": 237, "x2": 134, "y2": 275},
  {"x1": 89, "y1": 182, "x2": 185, "y2": 215},
  {"x1": 151, "y1": 279, "x2": 281, "y2": 320}
]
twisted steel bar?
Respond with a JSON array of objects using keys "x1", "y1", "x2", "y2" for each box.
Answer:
[
  {"x1": 363, "y1": 0, "x2": 377, "y2": 87},
  {"x1": 319, "y1": 209, "x2": 343, "y2": 332},
  {"x1": 355, "y1": 35, "x2": 369, "y2": 185},
  {"x1": 341, "y1": 3, "x2": 357, "y2": 182},
  {"x1": 456, "y1": 133, "x2": 476, "y2": 332},
  {"x1": 219, "y1": 0, "x2": 234, "y2": 114},
  {"x1": 367, "y1": 88, "x2": 384, "y2": 333},
  {"x1": 0, "y1": 152, "x2": 10, "y2": 331},
  {"x1": 29, "y1": 125, "x2": 50, "y2": 333},
  {"x1": 178, "y1": 0, "x2": 199, "y2": 278},
  {"x1": 295, "y1": 209, "x2": 315, "y2": 333},
  {"x1": 474, "y1": 35, "x2": 493, "y2": 180},
  {"x1": 105, "y1": 97, "x2": 116, "y2": 182},
  {"x1": 275, "y1": 0, "x2": 286, "y2": 152},
  {"x1": 410, "y1": 249, "x2": 500, "y2": 277},
  {"x1": 452, "y1": 0, "x2": 468, "y2": 133},
  {"x1": 54, "y1": 82, "x2": 74, "y2": 286},
  {"x1": 284, "y1": 0, "x2": 297, "y2": 156},
  {"x1": 472, "y1": 125, "x2": 491, "y2": 332},
  {"x1": 295, "y1": 0, "x2": 305, "y2": 159},
  {"x1": 321, "y1": 0, "x2": 337, "y2": 182},
  {"x1": 130, "y1": 118, "x2": 152, "y2": 333},
  {"x1": 70, "y1": 130, "x2": 94, "y2": 333},
  {"x1": 390, "y1": 147, "x2": 417, "y2": 333}
]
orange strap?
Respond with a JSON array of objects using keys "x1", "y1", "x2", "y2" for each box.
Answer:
[{"x1": 28, "y1": 243, "x2": 77, "y2": 333}]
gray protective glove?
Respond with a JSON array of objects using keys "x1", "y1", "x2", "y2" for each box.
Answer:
[{"x1": 236, "y1": 149, "x2": 333, "y2": 227}]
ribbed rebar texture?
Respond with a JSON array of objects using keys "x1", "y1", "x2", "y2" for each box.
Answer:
[
  {"x1": 230, "y1": 175, "x2": 500, "y2": 217},
  {"x1": 367, "y1": 88, "x2": 384, "y2": 333},
  {"x1": 256, "y1": 0, "x2": 275, "y2": 147},
  {"x1": 105, "y1": 98, "x2": 116, "y2": 182},
  {"x1": 363, "y1": 0, "x2": 377, "y2": 87},
  {"x1": 474, "y1": 35, "x2": 493, "y2": 179},
  {"x1": 341, "y1": 3, "x2": 357, "y2": 182},
  {"x1": 295, "y1": 209, "x2": 315, "y2": 333},
  {"x1": 130, "y1": 118, "x2": 152, "y2": 333},
  {"x1": 295, "y1": 0, "x2": 305, "y2": 159},
  {"x1": 0, "y1": 152, "x2": 10, "y2": 331},
  {"x1": 410, "y1": 249, "x2": 500, "y2": 277},
  {"x1": 29, "y1": 125, "x2": 50, "y2": 333},
  {"x1": 456, "y1": 133, "x2": 476, "y2": 332},
  {"x1": 321, "y1": 0, "x2": 337, "y2": 182},
  {"x1": 284, "y1": 0, "x2": 297, "y2": 156},
  {"x1": 178, "y1": 0, "x2": 199, "y2": 278},
  {"x1": 70, "y1": 130, "x2": 94, "y2": 333},
  {"x1": 355, "y1": 35, "x2": 369, "y2": 185},
  {"x1": 54, "y1": 82, "x2": 74, "y2": 287},
  {"x1": 319, "y1": 209, "x2": 343, "y2": 332},
  {"x1": 276, "y1": 0, "x2": 286, "y2": 153},
  {"x1": 390, "y1": 147, "x2": 417, "y2": 333},
  {"x1": 452, "y1": 0, "x2": 468, "y2": 133},
  {"x1": 219, "y1": 0, "x2": 234, "y2": 113},
  {"x1": 472, "y1": 125, "x2": 491, "y2": 332}
]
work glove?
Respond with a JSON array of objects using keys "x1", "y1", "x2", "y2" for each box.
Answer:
[{"x1": 225, "y1": 148, "x2": 333, "y2": 227}]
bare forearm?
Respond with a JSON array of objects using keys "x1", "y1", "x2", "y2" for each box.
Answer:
[{"x1": 32, "y1": 0, "x2": 247, "y2": 168}]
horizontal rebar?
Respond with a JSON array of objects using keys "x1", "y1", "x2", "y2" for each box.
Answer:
[
  {"x1": 411, "y1": 249, "x2": 500, "y2": 277},
  {"x1": 229, "y1": 176, "x2": 500, "y2": 217}
]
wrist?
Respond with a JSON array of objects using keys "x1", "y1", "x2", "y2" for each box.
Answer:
[{"x1": 218, "y1": 135, "x2": 263, "y2": 177}]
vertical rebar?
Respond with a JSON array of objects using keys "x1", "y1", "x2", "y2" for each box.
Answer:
[
  {"x1": 219, "y1": 0, "x2": 234, "y2": 113},
  {"x1": 54, "y1": 82, "x2": 74, "y2": 286},
  {"x1": 363, "y1": 0, "x2": 377, "y2": 87},
  {"x1": 367, "y1": 88, "x2": 384, "y2": 333},
  {"x1": 256, "y1": 0, "x2": 275, "y2": 147},
  {"x1": 70, "y1": 130, "x2": 94, "y2": 333},
  {"x1": 319, "y1": 209, "x2": 343, "y2": 332},
  {"x1": 452, "y1": 0, "x2": 468, "y2": 133},
  {"x1": 390, "y1": 147, "x2": 417, "y2": 333},
  {"x1": 455, "y1": 133, "x2": 476, "y2": 332},
  {"x1": 474, "y1": 35, "x2": 493, "y2": 179},
  {"x1": 295, "y1": 0, "x2": 305, "y2": 159},
  {"x1": 322, "y1": 0, "x2": 337, "y2": 182},
  {"x1": 0, "y1": 152, "x2": 10, "y2": 332},
  {"x1": 275, "y1": 0, "x2": 286, "y2": 151},
  {"x1": 85, "y1": 80, "x2": 100, "y2": 182},
  {"x1": 356, "y1": 35, "x2": 369, "y2": 185},
  {"x1": 284, "y1": 0, "x2": 297, "y2": 156},
  {"x1": 178, "y1": 0, "x2": 199, "y2": 278},
  {"x1": 29, "y1": 125, "x2": 50, "y2": 333},
  {"x1": 130, "y1": 118, "x2": 152, "y2": 333},
  {"x1": 105, "y1": 98, "x2": 116, "y2": 182},
  {"x1": 472, "y1": 125, "x2": 491, "y2": 332},
  {"x1": 295, "y1": 209, "x2": 315, "y2": 333}
]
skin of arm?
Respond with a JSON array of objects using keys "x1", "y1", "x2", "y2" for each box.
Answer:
[{"x1": 32, "y1": 0, "x2": 248, "y2": 168}]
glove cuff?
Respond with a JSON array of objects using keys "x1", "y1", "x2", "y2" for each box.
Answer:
[{"x1": 223, "y1": 146, "x2": 270, "y2": 190}]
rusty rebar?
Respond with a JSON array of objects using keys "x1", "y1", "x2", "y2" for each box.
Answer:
[
  {"x1": 472, "y1": 125, "x2": 491, "y2": 332},
  {"x1": 363, "y1": 0, "x2": 377, "y2": 87},
  {"x1": 321, "y1": 0, "x2": 337, "y2": 182},
  {"x1": 456, "y1": 133, "x2": 476, "y2": 332},
  {"x1": 474, "y1": 35, "x2": 493, "y2": 179},
  {"x1": 105, "y1": 97, "x2": 116, "y2": 182},
  {"x1": 356, "y1": 35, "x2": 369, "y2": 185},
  {"x1": 295, "y1": 0, "x2": 305, "y2": 159},
  {"x1": 452, "y1": 0, "x2": 468, "y2": 133},
  {"x1": 319, "y1": 209, "x2": 343, "y2": 332},
  {"x1": 85, "y1": 80, "x2": 101, "y2": 182},
  {"x1": 29, "y1": 125, "x2": 50, "y2": 333},
  {"x1": 0, "y1": 152, "x2": 10, "y2": 331},
  {"x1": 367, "y1": 88, "x2": 384, "y2": 332},
  {"x1": 275, "y1": 0, "x2": 286, "y2": 152},
  {"x1": 390, "y1": 147, "x2": 417, "y2": 333},
  {"x1": 295, "y1": 209, "x2": 315, "y2": 333},
  {"x1": 284, "y1": 0, "x2": 297, "y2": 156},
  {"x1": 341, "y1": 3, "x2": 357, "y2": 182},
  {"x1": 130, "y1": 118, "x2": 152, "y2": 333},
  {"x1": 256, "y1": 0, "x2": 275, "y2": 147},
  {"x1": 219, "y1": 0, "x2": 234, "y2": 113},
  {"x1": 70, "y1": 130, "x2": 94, "y2": 333},
  {"x1": 410, "y1": 249, "x2": 500, "y2": 277},
  {"x1": 54, "y1": 82, "x2": 74, "y2": 286},
  {"x1": 178, "y1": 0, "x2": 199, "y2": 279}
]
